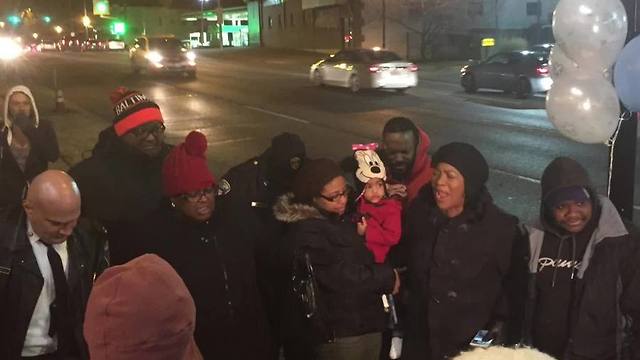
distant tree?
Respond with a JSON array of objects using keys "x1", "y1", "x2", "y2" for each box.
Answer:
[{"x1": 391, "y1": 0, "x2": 470, "y2": 60}]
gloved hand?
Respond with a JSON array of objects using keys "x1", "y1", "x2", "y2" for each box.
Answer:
[{"x1": 487, "y1": 320, "x2": 507, "y2": 346}]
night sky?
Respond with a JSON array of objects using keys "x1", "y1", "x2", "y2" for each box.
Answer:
[{"x1": 0, "y1": 0, "x2": 205, "y2": 20}]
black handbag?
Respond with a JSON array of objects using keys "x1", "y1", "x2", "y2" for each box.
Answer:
[{"x1": 292, "y1": 252, "x2": 318, "y2": 319}]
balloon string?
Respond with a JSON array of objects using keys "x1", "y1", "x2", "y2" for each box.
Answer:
[{"x1": 607, "y1": 114, "x2": 626, "y2": 197}]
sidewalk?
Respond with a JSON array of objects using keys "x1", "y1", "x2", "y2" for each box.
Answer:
[
  {"x1": 418, "y1": 61, "x2": 466, "y2": 84},
  {"x1": 28, "y1": 86, "x2": 109, "y2": 171}
]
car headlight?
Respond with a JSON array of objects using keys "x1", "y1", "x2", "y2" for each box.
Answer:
[
  {"x1": 145, "y1": 51, "x2": 163, "y2": 63},
  {"x1": 0, "y1": 37, "x2": 24, "y2": 61},
  {"x1": 186, "y1": 51, "x2": 196, "y2": 61}
]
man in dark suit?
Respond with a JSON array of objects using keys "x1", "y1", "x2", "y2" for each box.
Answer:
[{"x1": 0, "y1": 170, "x2": 107, "y2": 360}]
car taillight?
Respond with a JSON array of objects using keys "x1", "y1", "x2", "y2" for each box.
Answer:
[
  {"x1": 536, "y1": 66, "x2": 549, "y2": 76},
  {"x1": 369, "y1": 64, "x2": 381, "y2": 73},
  {"x1": 408, "y1": 63, "x2": 419, "y2": 72}
]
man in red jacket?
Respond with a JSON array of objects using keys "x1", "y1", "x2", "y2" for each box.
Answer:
[{"x1": 380, "y1": 117, "x2": 433, "y2": 204}]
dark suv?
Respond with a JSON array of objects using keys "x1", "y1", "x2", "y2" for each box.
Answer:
[
  {"x1": 129, "y1": 36, "x2": 197, "y2": 78},
  {"x1": 460, "y1": 51, "x2": 551, "y2": 98}
]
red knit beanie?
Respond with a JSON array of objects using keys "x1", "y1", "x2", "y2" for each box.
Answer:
[
  {"x1": 162, "y1": 131, "x2": 216, "y2": 197},
  {"x1": 110, "y1": 86, "x2": 164, "y2": 137}
]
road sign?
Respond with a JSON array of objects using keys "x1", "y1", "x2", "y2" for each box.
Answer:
[
  {"x1": 93, "y1": 0, "x2": 110, "y2": 16},
  {"x1": 481, "y1": 38, "x2": 495, "y2": 47}
]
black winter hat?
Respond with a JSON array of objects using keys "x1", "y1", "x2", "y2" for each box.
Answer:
[
  {"x1": 541, "y1": 157, "x2": 592, "y2": 203},
  {"x1": 270, "y1": 132, "x2": 306, "y2": 170},
  {"x1": 432, "y1": 142, "x2": 489, "y2": 199},
  {"x1": 109, "y1": 87, "x2": 163, "y2": 137},
  {"x1": 292, "y1": 158, "x2": 343, "y2": 204}
]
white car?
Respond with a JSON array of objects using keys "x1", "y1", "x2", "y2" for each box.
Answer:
[{"x1": 310, "y1": 48, "x2": 418, "y2": 93}]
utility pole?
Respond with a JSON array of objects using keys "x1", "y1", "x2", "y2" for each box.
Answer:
[
  {"x1": 382, "y1": 0, "x2": 386, "y2": 48},
  {"x1": 494, "y1": 0, "x2": 499, "y2": 38},
  {"x1": 217, "y1": 0, "x2": 224, "y2": 49},
  {"x1": 609, "y1": 0, "x2": 639, "y2": 221},
  {"x1": 200, "y1": 0, "x2": 208, "y2": 46}
]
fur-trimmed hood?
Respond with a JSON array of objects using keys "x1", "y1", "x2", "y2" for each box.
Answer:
[{"x1": 273, "y1": 192, "x2": 325, "y2": 223}]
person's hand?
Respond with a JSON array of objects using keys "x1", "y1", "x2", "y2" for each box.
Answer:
[
  {"x1": 392, "y1": 269, "x2": 401, "y2": 295},
  {"x1": 357, "y1": 217, "x2": 367, "y2": 236},
  {"x1": 487, "y1": 320, "x2": 506, "y2": 346},
  {"x1": 386, "y1": 184, "x2": 408, "y2": 199}
]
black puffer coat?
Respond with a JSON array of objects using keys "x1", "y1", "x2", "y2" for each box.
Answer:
[
  {"x1": 403, "y1": 185, "x2": 527, "y2": 360},
  {"x1": 138, "y1": 201, "x2": 271, "y2": 360},
  {"x1": 0, "y1": 119, "x2": 59, "y2": 221},
  {"x1": 68, "y1": 127, "x2": 171, "y2": 265},
  {"x1": 273, "y1": 193, "x2": 395, "y2": 348}
]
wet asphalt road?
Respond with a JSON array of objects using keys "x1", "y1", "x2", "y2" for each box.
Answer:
[{"x1": 1, "y1": 48, "x2": 622, "y2": 223}]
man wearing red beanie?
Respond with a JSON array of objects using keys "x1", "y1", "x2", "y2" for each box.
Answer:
[
  {"x1": 136, "y1": 131, "x2": 271, "y2": 360},
  {"x1": 69, "y1": 87, "x2": 172, "y2": 265}
]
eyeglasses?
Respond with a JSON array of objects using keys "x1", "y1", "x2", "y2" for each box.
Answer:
[
  {"x1": 319, "y1": 188, "x2": 349, "y2": 203},
  {"x1": 128, "y1": 122, "x2": 165, "y2": 138},
  {"x1": 180, "y1": 186, "x2": 216, "y2": 202}
]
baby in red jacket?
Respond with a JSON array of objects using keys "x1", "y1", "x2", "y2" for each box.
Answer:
[{"x1": 353, "y1": 144, "x2": 402, "y2": 264}]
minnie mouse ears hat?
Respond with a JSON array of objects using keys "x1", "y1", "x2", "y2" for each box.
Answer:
[
  {"x1": 353, "y1": 143, "x2": 386, "y2": 184},
  {"x1": 110, "y1": 87, "x2": 164, "y2": 137}
]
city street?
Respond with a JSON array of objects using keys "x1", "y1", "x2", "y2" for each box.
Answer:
[{"x1": 3, "y1": 48, "x2": 616, "y2": 222}]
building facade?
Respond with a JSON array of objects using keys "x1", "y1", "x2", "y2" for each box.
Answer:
[{"x1": 251, "y1": 0, "x2": 559, "y2": 59}]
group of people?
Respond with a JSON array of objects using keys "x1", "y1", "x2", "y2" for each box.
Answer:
[{"x1": 0, "y1": 85, "x2": 639, "y2": 360}]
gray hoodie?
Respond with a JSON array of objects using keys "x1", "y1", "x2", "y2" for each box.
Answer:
[{"x1": 3, "y1": 85, "x2": 40, "y2": 146}]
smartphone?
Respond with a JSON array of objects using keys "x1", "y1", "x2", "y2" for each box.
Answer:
[{"x1": 469, "y1": 329, "x2": 493, "y2": 348}]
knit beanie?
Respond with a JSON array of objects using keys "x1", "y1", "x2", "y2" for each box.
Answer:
[
  {"x1": 270, "y1": 132, "x2": 306, "y2": 170},
  {"x1": 541, "y1": 157, "x2": 592, "y2": 204},
  {"x1": 84, "y1": 254, "x2": 203, "y2": 360},
  {"x1": 432, "y1": 142, "x2": 489, "y2": 200},
  {"x1": 292, "y1": 158, "x2": 343, "y2": 204},
  {"x1": 110, "y1": 87, "x2": 164, "y2": 137},
  {"x1": 162, "y1": 131, "x2": 216, "y2": 197}
]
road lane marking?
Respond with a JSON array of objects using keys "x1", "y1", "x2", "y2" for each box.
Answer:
[
  {"x1": 244, "y1": 105, "x2": 311, "y2": 124},
  {"x1": 491, "y1": 168, "x2": 540, "y2": 184},
  {"x1": 208, "y1": 137, "x2": 255, "y2": 146}
]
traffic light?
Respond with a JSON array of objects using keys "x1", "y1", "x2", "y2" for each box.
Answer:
[
  {"x1": 42, "y1": 16, "x2": 51, "y2": 23},
  {"x1": 7, "y1": 15, "x2": 21, "y2": 26},
  {"x1": 112, "y1": 21, "x2": 125, "y2": 35},
  {"x1": 93, "y1": 0, "x2": 110, "y2": 16}
]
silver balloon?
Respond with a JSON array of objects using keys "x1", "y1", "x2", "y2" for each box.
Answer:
[
  {"x1": 553, "y1": 0, "x2": 627, "y2": 71},
  {"x1": 549, "y1": 46, "x2": 579, "y2": 79},
  {"x1": 549, "y1": 47, "x2": 612, "y2": 81},
  {"x1": 546, "y1": 74, "x2": 620, "y2": 144}
]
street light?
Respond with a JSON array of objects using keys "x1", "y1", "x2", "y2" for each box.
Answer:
[
  {"x1": 54, "y1": 25, "x2": 63, "y2": 34},
  {"x1": 32, "y1": 33, "x2": 38, "y2": 39},
  {"x1": 200, "y1": 0, "x2": 209, "y2": 47},
  {"x1": 82, "y1": 15, "x2": 91, "y2": 28}
]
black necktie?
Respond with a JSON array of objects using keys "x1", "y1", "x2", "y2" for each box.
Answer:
[{"x1": 44, "y1": 242, "x2": 71, "y2": 354}]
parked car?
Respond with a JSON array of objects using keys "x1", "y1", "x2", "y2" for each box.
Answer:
[
  {"x1": 460, "y1": 50, "x2": 552, "y2": 98},
  {"x1": 40, "y1": 40, "x2": 60, "y2": 51},
  {"x1": 60, "y1": 36, "x2": 82, "y2": 52},
  {"x1": 309, "y1": 48, "x2": 418, "y2": 93},
  {"x1": 530, "y1": 43, "x2": 554, "y2": 55},
  {"x1": 82, "y1": 39, "x2": 107, "y2": 51},
  {"x1": 107, "y1": 39, "x2": 126, "y2": 51},
  {"x1": 129, "y1": 35, "x2": 196, "y2": 78}
]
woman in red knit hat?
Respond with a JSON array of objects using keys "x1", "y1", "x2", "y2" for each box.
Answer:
[{"x1": 135, "y1": 131, "x2": 271, "y2": 360}]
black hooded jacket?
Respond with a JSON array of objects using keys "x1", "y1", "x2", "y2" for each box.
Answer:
[
  {"x1": 135, "y1": 201, "x2": 271, "y2": 360},
  {"x1": 524, "y1": 157, "x2": 640, "y2": 360},
  {"x1": 403, "y1": 185, "x2": 527, "y2": 360},
  {"x1": 68, "y1": 127, "x2": 172, "y2": 265},
  {"x1": 273, "y1": 193, "x2": 395, "y2": 346}
]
